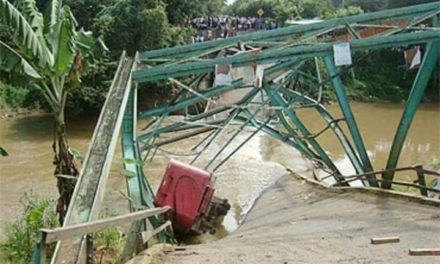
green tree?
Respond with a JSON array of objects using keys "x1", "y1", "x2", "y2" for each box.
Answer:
[
  {"x1": 165, "y1": 0, "x2": 226, "y2": 26},
  {"x1": 227, "y1": 0, "x2": 301, "y2": 24},
  {"x1": 323, "y1": 5, "x2": 363, "y2": 18},
  {"x1": 63, "y1": 0, "x2": 113, "y2": 30},
  {"x1": 296, "y1": 0, "x2": 334, "y2": 18},
  {"x1": 94, "y1": 0, "x2": 186, "y2": 56},
  {"x1": 0, "y1": 0, "x2": 106, "y2": 224}
]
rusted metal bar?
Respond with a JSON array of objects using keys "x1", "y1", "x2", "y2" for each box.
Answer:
[
  {"x1": 414, "y1": 165, "x2": 428, "y2": 196},
  {"x1": 336, "y1": 176, "x2": 440, "y2": 194}
]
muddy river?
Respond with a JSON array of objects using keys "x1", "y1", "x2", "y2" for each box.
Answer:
[{"x1": 0, "y1": 102, "x2": 439, "y2": 240}]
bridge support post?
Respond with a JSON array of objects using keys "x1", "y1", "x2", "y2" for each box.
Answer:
[
  {"x1": 382, "y1": 41, "x2": 440, "y2": 188},
  {"x1": 323, "y1": 55, "x2": 378, "y2": 187}
]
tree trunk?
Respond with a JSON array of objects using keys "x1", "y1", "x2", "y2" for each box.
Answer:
[{"x1": 53, "y1": 118, "x2": 78, "y2": 225}]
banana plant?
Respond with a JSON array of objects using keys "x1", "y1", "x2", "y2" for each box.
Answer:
[
  {"x1": 0, "y1": 0, "x2": 107, "y2": 224},
  {"x1": 0, "y1": 146, "x2": 8, "y2": 156}
]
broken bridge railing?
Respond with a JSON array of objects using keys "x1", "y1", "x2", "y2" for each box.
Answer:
[
  {"x1": 35, "y1": 207, "x2": 172, "y2": 264},
  {"x1": 332, "y1": 165, "x2": 440, "y2": 197}
]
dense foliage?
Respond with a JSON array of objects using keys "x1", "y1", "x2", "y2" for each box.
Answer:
[
  {"x1": 165, "y1": 0, "x2": 226, "y2": 26},
  {"x1": 226, "y1": 0, "x2": 302, "y2": 24}
]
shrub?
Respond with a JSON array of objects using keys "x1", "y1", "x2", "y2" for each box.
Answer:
[{"x1": 0, "y1": 193, "x2": 58, "y2": 263}]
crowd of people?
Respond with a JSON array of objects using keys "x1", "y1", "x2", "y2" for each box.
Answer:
[{"x1": 189, "y1": 16, "x2": 279, "y2": 43}]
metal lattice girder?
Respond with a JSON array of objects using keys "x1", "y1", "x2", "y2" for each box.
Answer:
[
  {"x1": 52, "y1": 53, "x2": 135, "y2": 263},
  {"x1": 236, "y1": 111, "x2": 305, "y2": 154},
  {"x1": 138, "y1": 2, "x2": 440, "y2": 61},
  {"x1": 133, "y1": 31, "x2": 440, "y2": 83},
  {"x1": 122, "y1": 88, "x2": 157, "y2": 211},
  {"x1": 138, "y1": 85, "x2": 262, "y2": 145},
  {"x1": 139, "y1": 80, "x2": 245, "y2": 118},
  {"x1": 138, "y1": 106, "x2": 232, "y2": 141},
  {"x1": 267, "y1": 87, "x2": 343, "y2": 179},
  {"x1": 278, "y1": 88, "x2": 365, "y2": 176}
]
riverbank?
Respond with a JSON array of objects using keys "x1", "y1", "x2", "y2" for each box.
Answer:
[{"x1": 133, "y1": 173, "x2": 440, "y2": 263}]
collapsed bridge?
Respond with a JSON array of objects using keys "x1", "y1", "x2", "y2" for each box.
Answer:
[{"x1": 34, "y1": 2, "x2": 440, "y2": 263}]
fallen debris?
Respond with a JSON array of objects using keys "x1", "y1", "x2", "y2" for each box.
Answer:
[
  {"x1": 370, "y1": 236, "x2": 400, "y2": 245},
  {"x1": 409, "y1": 248, "x2": 440, "y2": 256}
]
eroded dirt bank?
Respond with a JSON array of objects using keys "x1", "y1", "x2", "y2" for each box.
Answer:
[{"x1": 132, "y1": 174, "x2": 440, "y2": 264}]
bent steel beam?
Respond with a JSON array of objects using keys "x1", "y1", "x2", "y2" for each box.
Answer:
[
  {"x1": 323, "y1": 55, "x2": 377, "y2": 187},
  {"x1": 133, "y1": 31, "x2": 440, "y2": 83},
  {"x1": 51, "y1": 53, "x2": 135, "y2": 263},
  {"x1": 279, "y1": 88, "x2": 365, "y2": 176},
  {"x1": 382, "y1": 41, "x2": 440, "y2": 188},
  {"x1": 138, "y1": 80, "x2": 244, "y2": 118},
  {"x1": 268, "y1": 88, "x2": 343, "y2": 180}
]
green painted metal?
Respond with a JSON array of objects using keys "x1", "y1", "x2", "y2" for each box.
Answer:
[
  {"x1": 382, "y1": 41, "x2": 440, "y2": 188},
  {"x1": 139, "y1": 80, "x2": 244, "y2": 118},
  {"x1": 279, "y1": 88, "x2": 365, "y2": 176},
  {"x1": 138, "y1": 106, "x2": 232, "y2": 141},
  {"x1": 122, "y1": 88, "x2": 156, "y2": 210},
  {"x1": 52, "y1": 53, "x2": 136, "y2": 263},
  {"x1": 268, "y1": 87, "x2": 343, "y2": 179},
  {"x1": 323, "y1": 55, "x2": 378, "y2": 187},
  {"x1": 414, "y1": 165, "x2": 428, "y2": 196},
  {"x1": 213, "y1": 117, "x2": 273, "y2": 172},
  {"x1": 274, "y1": 109, "x2": 318, "y2": 159},
  {"x1": 237, "y1": 110, "x2": 313, "y2": 157},
  {"x1": 204, "y1": 90, "x2": 275, "y2": 170},
  {"x1": 139, "y1": 85, "x2": 261, "y2": 146},
  {"x1": 345, "y1": 23, "x2": 361, "y2": 39},
  {"x1": 191, "y1": 110, "x2": 241, "y2": 165},
  {"x1": 133, "y1": 31, "x2": 440, "y2": 83},
  {"x1": 144, "y1": 113, "x2": 169, "y2": 161}
]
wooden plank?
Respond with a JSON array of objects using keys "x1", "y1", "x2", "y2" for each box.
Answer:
[
  {"x1": 141, "y1": 220, "x2": 172, "y2": 243},
  {"x1": 370, "y1": 236, "x2": 400, "y2": 245},
  {"x1": 42, "y1": 207, "x2": 170, "y2": 244},
  {"x1": 409, "y1": 248, "x2": 440, "y2": 256}
]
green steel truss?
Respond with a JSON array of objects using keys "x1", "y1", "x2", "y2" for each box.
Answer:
[{"x1": 46, "y1": 3, "x2": 440, "y2": 263}]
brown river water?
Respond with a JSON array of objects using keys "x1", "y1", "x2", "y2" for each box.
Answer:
[{"x1": 0, "y1": 102, "x2": 439, "y2": 241}]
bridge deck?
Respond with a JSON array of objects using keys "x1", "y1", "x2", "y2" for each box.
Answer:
[{"x1": 135, "y1": 174, "x2": 439, "y2": 263}]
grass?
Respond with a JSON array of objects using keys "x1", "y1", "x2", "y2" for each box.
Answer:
[
  {"x1": 0, "y1": 193, "x2": 58, "y2": 263},
  {"x1": 93, "y1": 208, "x2": 126, "y2": 264}
]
